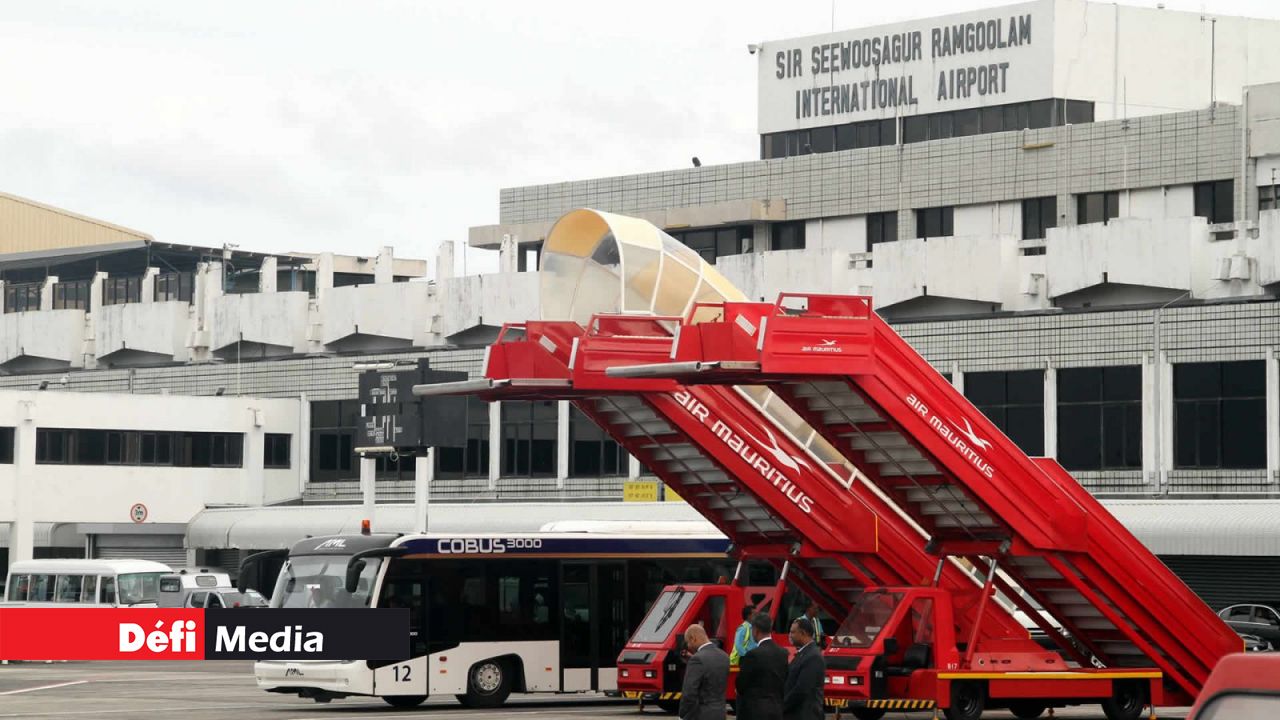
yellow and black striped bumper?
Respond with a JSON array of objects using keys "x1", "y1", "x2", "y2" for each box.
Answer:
[
  {"x1": 825, "y1": 698, "x2": 937, "y2": 710},
  {"x1": 621, "y1": 690, "x2": 682, "y2": 701}
]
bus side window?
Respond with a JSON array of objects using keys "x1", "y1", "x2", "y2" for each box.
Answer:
[
  {"x1": 83, "y1": 575, "x2": 98, "y2": 604},
  {"x1": 100, "y1": 577, "x2": 116, "y2": 605},
  {"x1": 56, "y1": 575, "x2": 84, "y2": 603},
  {"x1": 7, "y1": 574, "x2": 30, "y2": 602},
  {"x1": 30, "y1": 574, "x2": 55, "y2": 602}
]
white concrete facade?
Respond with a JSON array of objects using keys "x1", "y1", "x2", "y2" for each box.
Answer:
[{"x1": 0, "y1": 391, "x2": 305, "y2": 563}]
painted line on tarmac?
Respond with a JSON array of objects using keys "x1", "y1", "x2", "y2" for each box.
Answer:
[
  {"x1": 0, "y1": 703, "x2": 271, "y2": 718},
  {"x1": 287, "y1": 708, "x2": 626, "y2": 720},
  {"x1": 0, "y1": 681, "x2": 89, "y2": 696}
]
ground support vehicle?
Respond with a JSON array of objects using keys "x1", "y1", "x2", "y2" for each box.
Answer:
[
  {"x1": 604, "y1": 292, "x2": 1242, "y2": 718},
  {"x1": 3, "y1": 559, "x2": 172, "y2": 606},
  {"x1": 1186, "y1": 653, "x2": 1280, "y2": 719}
]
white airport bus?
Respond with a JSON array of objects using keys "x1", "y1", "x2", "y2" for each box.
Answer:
[
  {"x1": 244, "y1": 525, "x2": 731, "y2": 709},
  {"x1": 3, "y1": 559, "x2": 173, "y2": 607}
]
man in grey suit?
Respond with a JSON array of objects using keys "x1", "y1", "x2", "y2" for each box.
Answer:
[{"x1": 678, "y1": 624, "x2": 730, "y2": 720}]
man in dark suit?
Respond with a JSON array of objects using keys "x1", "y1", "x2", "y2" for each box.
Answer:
[
  {"x1": 783, "y1": 618, "x2": 825, "y2": 720},
  {"x1": 735, "y1": 613, "x2": 787, "y2": 720},
  {"x1": 678, "y1": 623, "x2": 730, "y2": 720}
]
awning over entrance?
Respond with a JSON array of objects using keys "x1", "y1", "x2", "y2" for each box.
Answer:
[
  {"x1": 186, "y1": 499, "x2": 1280, "y2": 555},
  {"x1": 187, "y1": 502, "x2": 714, "y2": 550}
]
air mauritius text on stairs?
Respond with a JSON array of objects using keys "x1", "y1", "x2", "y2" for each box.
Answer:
[{"x1": 0, "y1": 608, "x2": 409, "y2": 661}]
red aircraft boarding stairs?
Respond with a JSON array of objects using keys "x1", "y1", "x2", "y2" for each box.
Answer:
[
  {"x1": 609, "y1": 293, "x2": 1239, "y2": 708},
  {"x1": 414, "y1": 319, "x2": 1053, "y2": 653}
]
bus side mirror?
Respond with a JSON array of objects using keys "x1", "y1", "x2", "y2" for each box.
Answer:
[{"x1": 345, "y1": 560, "x2": 366, "y2": 594}]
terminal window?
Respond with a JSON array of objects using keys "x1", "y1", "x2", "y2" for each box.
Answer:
[
  {"x1": 772, "y1": 222, "x2": 806, "y2": 251},
  {"x1": 1193, "y1": 180, "x2": 1234, "y2": 224},
  {"x1": 1261, "y1": 185, "x2": 1278, "y2": 211},
  {"x1": 568, "y1": 406, "x2": 628, "y2": 478},
  {"x1": 500, "y1": 400, "x2": 557, "y2": 478},
  {"x1": 867, "y1": 212, "x2": 898, "y2": 247},
  {"x1": 1021, "y1": 197, "x2": 1058, "y2": 240},
  {"x1": 1057, "y1": 366, "x2": 1141, "y2": 471},
  {"x1": 1076, "y1": 191, "x2": 1119, "y2": 226},
  {"x1": 435, "y1": 396, "x2": 491, "y2": 479},
  {"x1": 667, "y1": 226, "x2": 753, "y2": 264},
  {"x1": 0, "y1": 427, "x2": 13, "y2": 463},
  {"x1": 915, "y1": 207, "x2": 953, "y2": 240},
  {"x1": 964, "y1": 370, "x2": 1044, "y2": 457},
  {"x1": 264, "y1": 433, "x2": 291, "y2": 469},
  {"x1": 1174, "y1": 361, "x2": 1265, "y2": 470}
]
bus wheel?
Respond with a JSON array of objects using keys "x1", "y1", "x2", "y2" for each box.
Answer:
[
  {"x1": 382, "y1": 695, "x2": 426, "y2": 709},
  {"x1": 656, "y1": 699, "x2": 680, "y2": 714},
  {"x1": 944, "y1": 681, "x2": 986, "y2": 720},
  {"x1": 1101, "y1": 680, "x2": 1146, "y2": 720},
  {"x1": 1009, "y1": 700, "x2": 1047, "y2": 719},
  {"x1": 459, "y1": 659, "x2": 512, "y2": 708}
]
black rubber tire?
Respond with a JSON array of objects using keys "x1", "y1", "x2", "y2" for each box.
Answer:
[
  {"x1": 382, "y1": 695, "x2": 427, "y2": 708},
  {"x1": 1101, "y1": 680, "x2": 1147, "y2": 720},
  {"x1": 1009, "y1": 700, "x2": 1047, "y2": 719},
  {"x1": 457, "y1": 658, "x2": 512, "y2": 708},
  {"x1": 944, "y1": 681, "x2": 986, "y2": 720},
  {"x1": 851, "y1": 708, "x2": 887, "y2": 720},
  {"x1": 656, "y1": 698, "x2": 681, "y2": 714}
]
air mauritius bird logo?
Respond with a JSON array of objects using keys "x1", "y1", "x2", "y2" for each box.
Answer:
[
  {"x1": 950, "y1": 417, "x2": 992, "y2": 451},
  {"x1": 802, "y1": 338, "x2": 843, "y2": 353}
]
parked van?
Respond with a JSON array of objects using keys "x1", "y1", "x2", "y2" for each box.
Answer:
[{"x1": 3, "y1": 559, "x2": 173, "y2": 607}]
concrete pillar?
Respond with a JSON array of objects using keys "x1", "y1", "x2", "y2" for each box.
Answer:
[
  {"x1": 499, "y1": 234, "x2": 519, "y2": 274},
  {"x1": 360, "y1": 456, "x2": 377, "y2": 527},
  {"x1": 315, "y1": 253, "x2": 335, "y2": 303},
  {"x1": 11, "y1": 400, "x2": 37, "y2": 563},
  {"x1": 488, "y1": 401, "x2": 502, "y2": 491},
  {"x1": 437, "y1": 241, "x2": 456, "y2": 281},
  {"x1": 374, "y1": 247, "x2": 395, "y2": 285},
  {"x1": 629, "y1": 455, "x2": 642, "y2": 479},
  {"x1": 188, "y1": 261, "x2": 222, "y2": 364},
  {"x1": 1043, "y1": 365, "x2": 1057, "y2": 459},
  {"x1": 414, "y1": 451, "x2": 432, "y2": 534},
  {"x1": 1144, "y1": 352, "x2": 1175, "y2": 492},
  {"x1": 1268, "y1": 349, "x2": 1279, "y2": 488},
  {"x1": 259, "y1": 257, "x2": 278, "y2": 293},
  {"x1": 85, "y1": 272, "x2": 108, "y2": 368},
  {"x1": 297, "y1": 393, "x2": 310, "y2": 498},
  {"x1": 243, "y1": 406, "x2": 266, "y2": 506},
  {"x1": 556, "y1": 401, "x2": 570, "y2": 490},
  {"x1": 951, "y1": 363, "x2": 965, "y2": 394},
  {"x1": 140, "y1": 267, "x2": 159, "y2": 304},
  {"x1": 40, "y1": 276, "x2": 58, "y2": 311}
]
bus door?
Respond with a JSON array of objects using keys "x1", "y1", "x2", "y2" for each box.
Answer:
[
  {"x1": 372, "y1": 571, "x2": 429, "y2": 698},
  {"x1": 561, "y1": 562, "x2": 628, "y2": 692}
]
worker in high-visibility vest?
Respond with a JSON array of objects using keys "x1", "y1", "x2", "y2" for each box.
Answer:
[{"x1": 729, "y1": 605, "x2": 757, "y2": 666}]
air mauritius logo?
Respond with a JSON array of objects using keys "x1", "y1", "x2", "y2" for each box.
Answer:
[
  {"x1": 802, "y1": 339, "x2": 843, "y2": 353},
  {"x1": 672, "y1": 390, "x2": 816, "y2": 513},
  {"x1": 905, "y1": 393, "x2": 995, "y2": 479}
]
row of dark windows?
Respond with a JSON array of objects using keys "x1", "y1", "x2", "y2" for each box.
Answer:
[
  {"x1": 1262, "y1": 185, "x2": 1279, "y2": 212},
  {"x1": 309, "y1": 399, "x2": 630, "y2": 482},
  {"x1": 761, "y1": 118, "x2": 897, "y2": 159},
  {"x1": 762, "y1": 99, "x2": 1095, "y2": 160},
  {"x1": 966, "y1": 361, "x2": 1266, "y2": 471},
  {"x1": 30, "y1": 428, "x2": 284, "y2": 468},
  {"x1": 666, "y1": 222, "x2": 805, "y2": 264},
  {"x1": 859, "y1": 181, "x2": 1232, "y2": 250}
]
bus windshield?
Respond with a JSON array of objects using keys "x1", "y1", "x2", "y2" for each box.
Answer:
[
  {"x1": 118, "y1": 572, "x2": 167, "y2": 605},
  {"x1": 631, "y1": 589, "x2": 697, "y2": 644},
  {"x1": 834, "y1": 590, "x2": 904, "y2": 648},
  {"x1": 271, "y1": 556, "x2": 381, "y2": 609}
]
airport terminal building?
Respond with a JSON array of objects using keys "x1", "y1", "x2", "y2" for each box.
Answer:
[{"x1": 4, "y1": 0, "x2": 1280, "y2": 608}]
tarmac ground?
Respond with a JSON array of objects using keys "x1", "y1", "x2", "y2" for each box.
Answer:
[{"x1": 0, "y1": 661, "x2": 1190, "y2": 719}]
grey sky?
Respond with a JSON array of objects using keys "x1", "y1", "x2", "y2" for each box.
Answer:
[{"x1": 1, "y1": 0, "x2": 1275, "y2": 274}]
